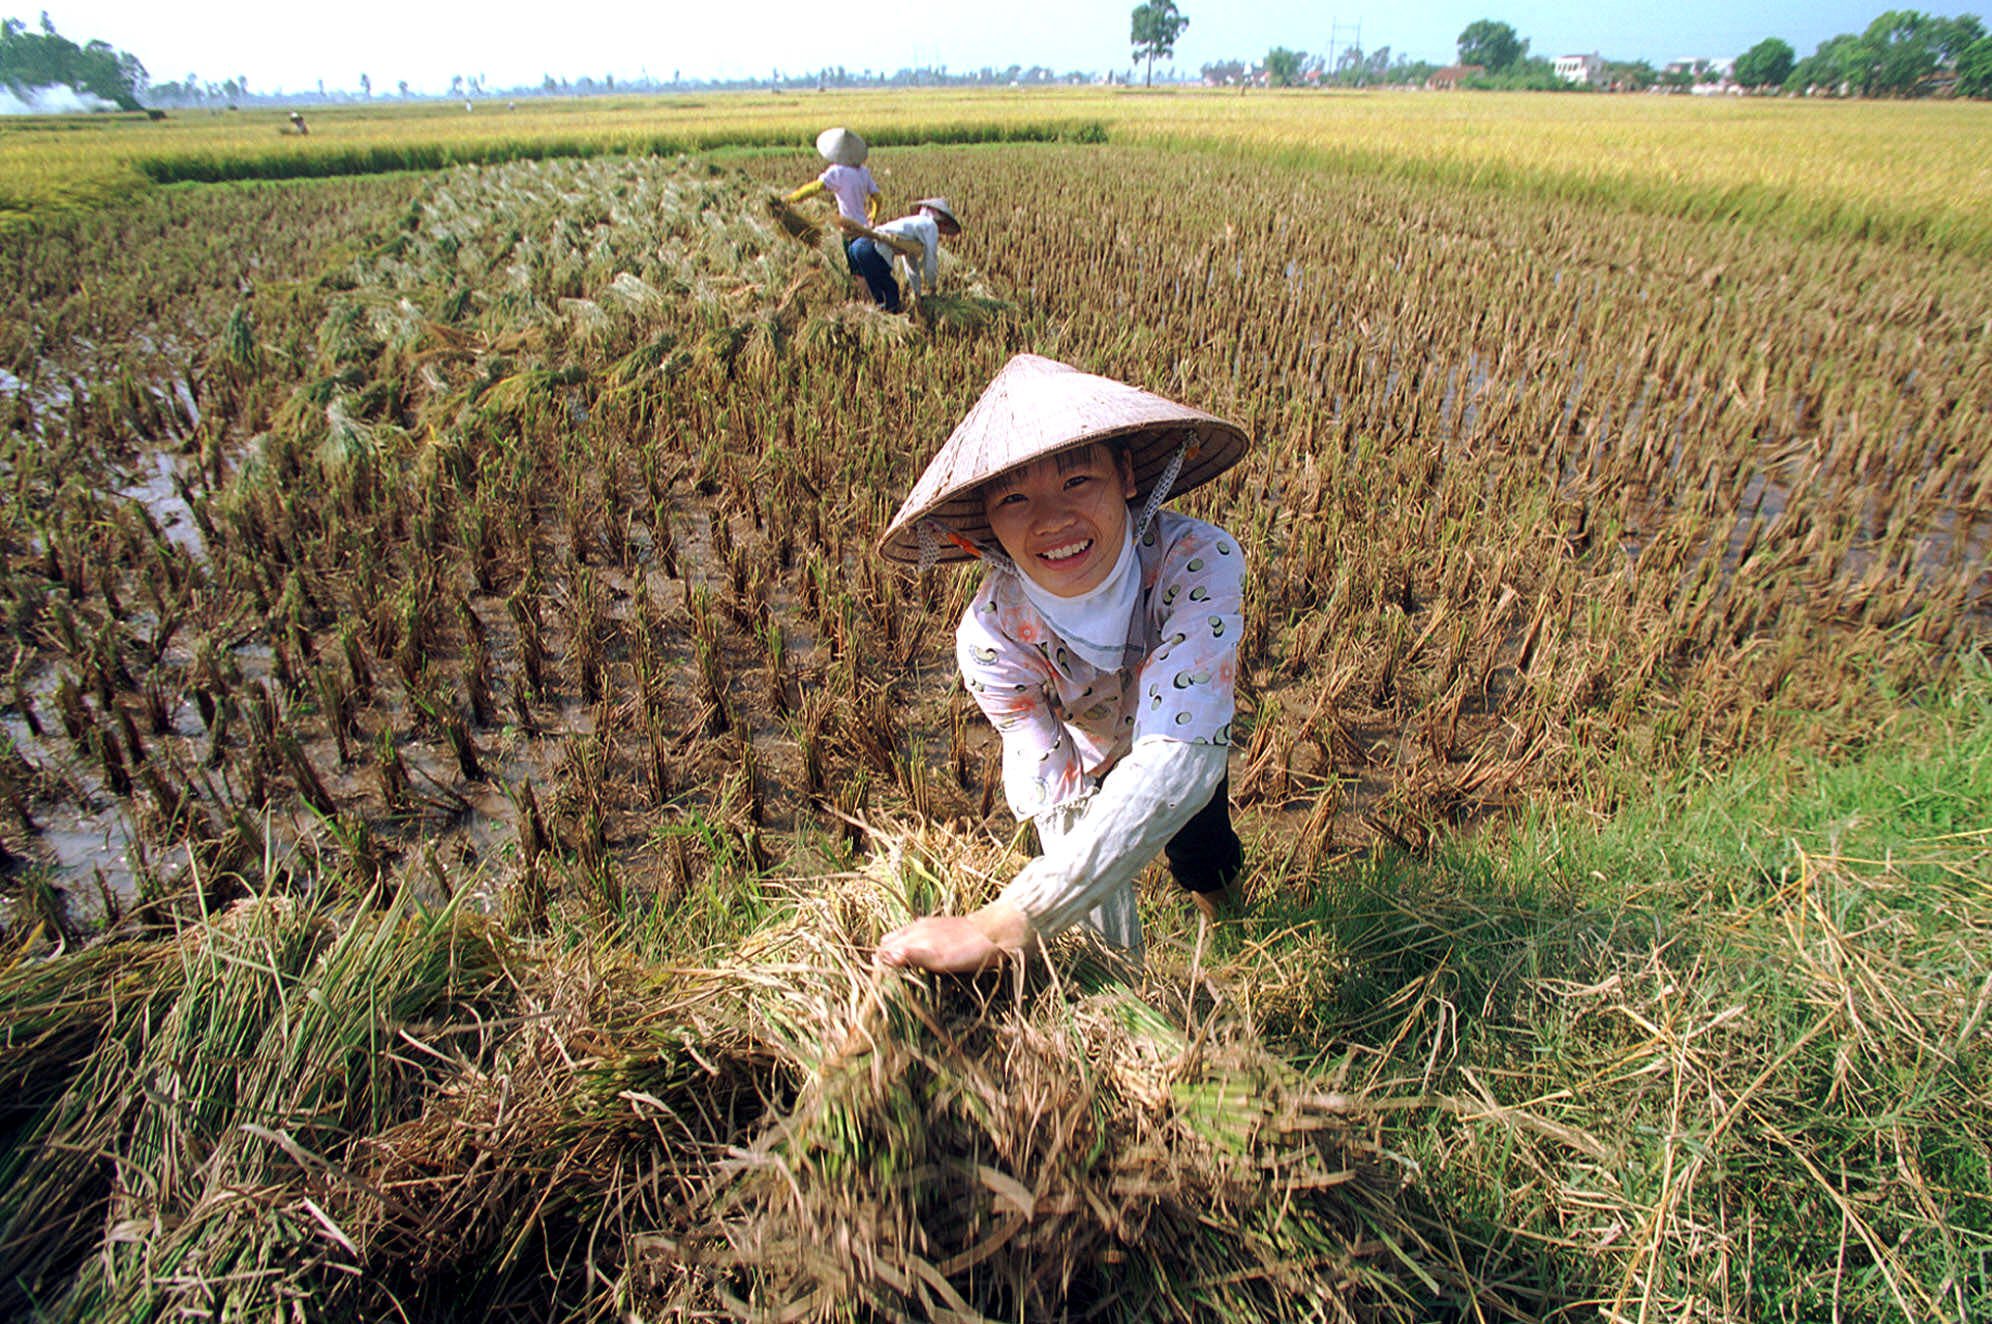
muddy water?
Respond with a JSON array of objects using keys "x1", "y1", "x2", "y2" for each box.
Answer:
[
  {"x1": 117, "y1": 450, "x2": 207, "y2": 555},
  {"x1": 1, "y1": 708, "x2": 149, "y2": 932}
]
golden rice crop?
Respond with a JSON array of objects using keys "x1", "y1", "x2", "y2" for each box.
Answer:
[
  {"x1": 6, "y1": 89, "x2": 1989, "y2": 255},
  {"x1": 1, "y1": 139, "x2": 1985, "y2": 938},
  {"x1": 0, "y1": 122, "x2": 1986, "y2": 1318}
]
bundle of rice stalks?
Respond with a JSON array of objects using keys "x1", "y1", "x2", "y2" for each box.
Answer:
[
  {"x1": 795, "y1": 298, "x2": 922, "y2": 356},
  {"x1": 653, "y1": 852, "x2": 1407, "y2": 1320},
  {"x1": 764, "y1": 194, "x2": 823, "y2": 246},
  {"x1": 335, "y1": 825, "x2": 1420, "y2": 1321},
  {"x1": 916, "y1": 283, "x2": 1016, "y2": 332},
  {"x1": 0, "y1": 892, "x2": 514, "y2": 1320}
]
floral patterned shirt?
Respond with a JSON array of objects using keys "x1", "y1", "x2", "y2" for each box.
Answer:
[{"x1": 956, "y1": 510, "x2": 1244, "y2": 821}]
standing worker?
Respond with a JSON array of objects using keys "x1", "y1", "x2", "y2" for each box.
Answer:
[
  {"x1": 840, "y1": 197, "x2": 963, "y2": 313},
  {"x1": 786, "y1": 127, "x2": 885, "y2": 299},
  {"x1": 874, "y1": 355, "x2": 1252, "y2": 973}
]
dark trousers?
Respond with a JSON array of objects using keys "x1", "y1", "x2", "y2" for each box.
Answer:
[
  {"x1": 844, "y1": 237, "x2": 900, "y2": 312},
  {"x1": 1165, "y1": 774, "x2": 1244, "y2": 895}
]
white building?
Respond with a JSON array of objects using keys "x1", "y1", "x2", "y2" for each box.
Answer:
[
  {"x1": 1555, "y1": 52, "x2": 1605, "y2": 85},
  {"x1": 1666, "y1": 56, "x2": 1736, "y2": 80}
]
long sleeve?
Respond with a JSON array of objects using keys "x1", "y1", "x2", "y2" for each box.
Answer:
[
  {"x1": 1132, "y1": 520, "x2": 1244, "y2": 747},
  {"x1": 996, "y1": 737, "x2": 1227, "y2": 953}
]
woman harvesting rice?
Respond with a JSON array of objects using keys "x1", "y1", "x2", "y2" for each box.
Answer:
[
  {"x1": 785, "y1": 127, "x2": 892, "y2": 298},
  {"x1": 875, "y1": 355, "x2": 1251, "y2": 973},
  {"x1": 839, "y1": 197, "x2": 963, "y2": 313}
]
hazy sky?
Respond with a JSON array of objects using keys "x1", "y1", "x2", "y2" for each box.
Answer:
[{"x1": 28, "y1": 0, "x2": 1989, "y2": 93}]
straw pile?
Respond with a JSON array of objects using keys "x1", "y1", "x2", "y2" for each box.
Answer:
[
  {"x1": 350, "y1": 824, "x2": 1412, "y2": 1320},
  {"x1": 2, "y1": 827, "x2": 1416, "y2": 1320},
  {"x1": 765, "y1": 193, "x2": 825, "y2": 245}
]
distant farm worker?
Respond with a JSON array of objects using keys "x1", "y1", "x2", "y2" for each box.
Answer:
[
  {"x1": 784, "y1": 126, "x2": 886, "y2": 297},
  {"x1": 837, "y1": 197, "x2": 963, "y2": 313},
  {"x1": 875, "y1": 354, "x2": 1251, "y2": 973},
  {"x1": 288, "y1": 111, "x2": 309, "y2": 135}
]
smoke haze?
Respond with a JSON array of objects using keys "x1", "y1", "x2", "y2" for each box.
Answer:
[{"x1": 0, "y1": 83, "x2": 120, "y2": 114}]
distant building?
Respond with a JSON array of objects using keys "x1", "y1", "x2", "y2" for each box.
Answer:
[
  {"x1": 1426, "y1": 64, "x2": 1484, "y2": 90},
  {"x1": 1666, "y1": 56, "x2": 1735, "y2": 80},
  {"x1": 1554, "y1": 53, "x2": 1604, "y2": 85}
]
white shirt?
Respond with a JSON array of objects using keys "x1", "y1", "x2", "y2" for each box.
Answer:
[
  {"x1": 817, "y1": 162, "x2": 877, "y2": 223},
  {"x1": 874, "y1": 213, "x2": 940, "y2": 295},
  {"x1": 958, "y1": 511, "x2": 1244, "y2": 819}
]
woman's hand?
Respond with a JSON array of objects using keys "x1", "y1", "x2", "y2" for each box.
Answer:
[{"x1": 876, "y1": 904, "x2": 1030, "y2": 973}]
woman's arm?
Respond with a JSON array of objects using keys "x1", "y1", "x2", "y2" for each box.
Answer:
[
  {"x1": 785, "y1": 180, "x2": 825, "y2": 204},
  {"x1": 877, "y1": 738, "x2": 1226, "y2": 970},
  {"x1": 991, "y1": 737, "x2": 1225, "y2": 940}
]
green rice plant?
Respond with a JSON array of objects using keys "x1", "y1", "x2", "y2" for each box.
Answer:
[{"x1": 0, "y1": 887, "x2": 513, "y2": 1318}]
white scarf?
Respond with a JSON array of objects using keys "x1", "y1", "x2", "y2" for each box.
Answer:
[{"x1": 1016, "y1": 517, "x2": 1140, "y2": 673}]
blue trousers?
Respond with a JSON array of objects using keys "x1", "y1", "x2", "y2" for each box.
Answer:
[{"x1": 845, "y1": 237, "x2": 900, "y2": 312}]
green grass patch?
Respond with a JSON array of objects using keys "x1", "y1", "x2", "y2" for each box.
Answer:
[
  {"x1": 126, "y1": 117, "x2": 1107, "y2": 187},
  {"x1": 1220, "y1": 655, "x2": 1992, "y2": 1318}
]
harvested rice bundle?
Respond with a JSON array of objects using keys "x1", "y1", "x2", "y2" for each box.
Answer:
[
  {"x1": 645, "y1": 826, "x2": 1410, "y2": 1320},
  {"x1": 765, "y1": 193, "x2": 824, "y2": 245},
  {"x1": 331, "y1": 826, "x2": 1415, "y2": 1320}
]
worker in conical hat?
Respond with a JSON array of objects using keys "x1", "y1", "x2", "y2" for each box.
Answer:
[
  {"x1": 785, "y1": 126, "x2": 886, "y2": 295},
  {"x1": 838, "y1": 197, "x2": 963, "y2": 313},
  {"x1": 875, "y1": 354, "x2": 1252, "y2": 972}
]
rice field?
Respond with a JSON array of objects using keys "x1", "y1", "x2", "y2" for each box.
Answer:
[
  {"x1": 0, "y1": 95, "x2": 1987, "y2": 1319},
  {"x1": 5, "y1": 88, "x2": 1991, "y2": 253}
]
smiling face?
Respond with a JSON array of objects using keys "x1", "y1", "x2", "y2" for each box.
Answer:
[{"x1": 981, "y1": 443, "x2": 1138, "y2": 597}]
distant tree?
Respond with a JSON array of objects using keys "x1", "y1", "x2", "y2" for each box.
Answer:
[
  {"x1": 1457, "y1": 19, "x2": 1526, "y2": 74},
  {"x1": 1961, "y1": 34, "x2": 1992, "y2": 95},
  {"x1": 1931, "y1": 14, "x2": 1988, "y2": 64},
  {"x1": 1264, "y1": 46, "x2": 1305, "y2": 86},
  {"x1": 1130, "y1": 0, "x2": 1189, "y2": 87},
  {"x1": 1200, "y1": 57, "x2": 1247, "y2": 84},
  {"x1": 0, "y1": 15, "x2": 148, "y2": 108},
  {"x1": 1733, "y1": 37, "x2": 1795, "y2": 89},
  {"x1": 1787, "y1": 33, "x2": 1862, "y2": 93},
  {"x1": 1856, "y1": 10, "x2": 1943, "y2": 95},
  {"x1": 396, "y1": 79, "x2": 410, "y2": 98},
  {"x1": 1468, "y1": 55, "x2": 1566, "y2": 90},
  {"x1": 1389, "y1": 54, "x2": 1440, "y2": 85},
  {"x1": 359, "y1": 72, "x2": 370, "y2": 99}
]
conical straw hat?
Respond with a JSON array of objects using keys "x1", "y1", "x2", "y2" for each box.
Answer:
[
  {"x1": 816, "y1": 126, "x2": 867, "y2": 166},
  {"x1": 912, "y1": 197, "x2": 962, "y2": 232},
  {"x1": 878, "y1": 354, "x2": 1249, "y2": 565}
]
